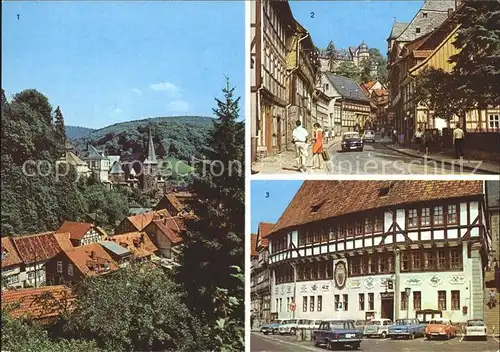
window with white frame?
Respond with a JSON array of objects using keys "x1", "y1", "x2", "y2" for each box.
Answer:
[
  {"x1": 57, "y1": 261, "x2": 63, "y2": 273},
  {"x1": 68, "y1": 264, "x2": 74, "y2": 276},
  {"x1": 488, "y1": 114, "x2": 499, "y2": 129}
]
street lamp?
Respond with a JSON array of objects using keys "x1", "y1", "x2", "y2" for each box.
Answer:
[{"x1": 405, "y1": 287, "x2": 411, "y2": 319}]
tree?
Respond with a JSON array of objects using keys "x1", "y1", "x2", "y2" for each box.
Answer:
[
  {"x1": 368, "y1": 48, "x2": 388, "y2": 83},
  {"x1": 65, "y1": 265, "x2": 203, "y2": 351},
  {"x1": 54, "y1": 106, "x2": 66, "y2": 146},
  {"x1": 336, "y1": 61, "x2": 360, "y2": 81},
  {"x1": 176, "y1": 77, "x2": 244, "y2": 351},
  {"x1": 325, "y1": 40, "x2": 336, "y2": 58}
]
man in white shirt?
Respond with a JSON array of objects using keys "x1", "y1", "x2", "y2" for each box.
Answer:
[
  {"x1": 292, "y1": 120, "x2": 309, "y2": 172},
  {"x1": 453, "y1": 123, "x2": 465, "y2": 158}
]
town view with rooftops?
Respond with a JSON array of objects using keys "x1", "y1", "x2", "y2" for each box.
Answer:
[
  {"x1": 1, "y1": 1, "x2": 244, "y2": 351},
  {"x1": 250, "y1": 180, "x2": 500, "y2": 352},
  {"x1": 250, "y1": 0, "x2": 500, "y2": 175}
]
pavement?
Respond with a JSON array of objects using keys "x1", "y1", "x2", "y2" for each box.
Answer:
[
  {"x1": 252, "y1": 136, "x2": 494, "y2": 175},
  {"x1": 251, "y1": 332, "x2": 500, "y2": 352}
]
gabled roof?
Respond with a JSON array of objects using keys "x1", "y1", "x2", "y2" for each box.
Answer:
[
  {"x1": 11, "y1": 232, "x2": 63, "y2": 264},
  {"x1": 1, "y1": 237, "x2": 23, "y2": 267},
  {"x1": 124, "y1": 211, "x2": 159, "y2": 232},
  {"x1": 63, "y1": 243, "x2": 119, "y2": 276},
  {"x1": 389, "y1": 21, "x2": 409, "y2": 39},
  {"x1": 61, "y1": 151, "x2": 88, "y2": 166},
  {"x1": 250, "y1": 234, "x2": 258, "y2": 257},
  {"x1": 1, "y1": 285, "x2": 74, "y2": 321},
  {"x1": 85, "y1": 144, "x2": 107, "y2": 160},
  {"x1": 108, "y1": 232, "x2": 158, "y2": 259},
  {"x1": 148, "y1": 218, "x2": 184, "y2": 245},
  {"x1": 109, "y1": 160, "x2": 124, "y2": 174},
  {"x1": 324, "y1": 73, "x2": 370, "y2": 102},
  {"x1": 258, "y1": 222, "x2": 275, "y2": 248},
  {"x1": 270, "y1": 181, "x2": 483, "y2": 235},
  {"x1": 100, "y1": 240, "x2": 132, "y2": 257},
  {"x1": 56, "y1": 221, "x2": 95, "y2": 240}
]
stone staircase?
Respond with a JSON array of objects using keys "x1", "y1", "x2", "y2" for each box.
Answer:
[{"x1": 484, "y1": 268, "x2": 499, "y2": 337}]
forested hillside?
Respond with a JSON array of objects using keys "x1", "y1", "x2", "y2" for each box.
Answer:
[
  {"x1": 65, "y1": 125, "x2": 95, "y2": 139},
  {"x1": 72, "y1": 116, "x2": 213, "y2": 162}
]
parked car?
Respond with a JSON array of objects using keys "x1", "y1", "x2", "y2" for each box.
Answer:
[
  {"x1": 388, "y1": 318, "x2": 425, "y2": 339},
  {"x1": 341, "y1": 132, "x2": 364, "y2": 152},
  {"x1": 425, "y1": 318, "x2": 456, "y2": 340},
  {"x1": 363, "y1": 318, "x2": 393, "y2": 338},
  {"x1": 464, "y1": 319, "x2": 488, "y2": 340},
  {"x1": 297, "y1": 319, "x2": 313, "y2": 330},
  {"x1": 278, "y1": 319, "x2": 298, "y2": 335},
  {"x1": 260, "y1": 319, "x2": 285, "y2": 335},
  {"x1": 312, "y1": 319, "x2": 362, "y2": 350},
  {"x1": 362, "y1": 130, "x2": 376, "y2": 143},
  {"x1": 311, "y1": 320, "x2": 323, "y2": 330}
]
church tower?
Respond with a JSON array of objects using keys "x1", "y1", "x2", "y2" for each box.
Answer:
[{"x1": 143, "y1": 127, "x2": 158, "y2": 175}]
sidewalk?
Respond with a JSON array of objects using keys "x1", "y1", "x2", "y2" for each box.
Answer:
[
  {"x1": 384, "y1": 143, "x2": 500, "y2": 174},
  {"x1": 253, "y1": 139, "x2": 340, "y2": 174}
]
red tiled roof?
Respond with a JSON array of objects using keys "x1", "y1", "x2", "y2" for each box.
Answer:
[
  {"x1": 372, "y1": 89, "x2": 388, "y2": 97},
  {"x1": 151, "y1": 218, "x2": 184, "y2": 245},
  {"x1": 1, "y1": 237, "x2": 23, "y2": 267},
  {"x1": 1, "y1": 285, "x2": 74, "y2": 321},
  {"x1": 56, "y1": 221, "x2": 93, "y2": 240},
  {"x1": 258, "y1": 222, "x2": 275, "y2": 248},
  {"x1": 63, "y1": 243, "x2": 119, "y2": 276},
  {"x1": 12, "y1": 232, "x2": 62, "y2": 264},
  {"x1": 108, "y1": 232, "x2": 158, "y2": 259},
  {"x1": 364, "y1": 81, "x2": 377, "y2": 90},
  {"x1": 250, "y1": 234, "x2": 258, "y2": 257},
  {"x1": 271, "y1": 181, "x2": 483, "y2": 234},
  {"x1": 52, "y1": 232, "x2": 75, "y2": 251},
  {"x1": 166, "y1": 194, "x2": 184, "y2": 212},
  {"x1": 126, "y1": 210, "x2": 170, "y2": 231}
]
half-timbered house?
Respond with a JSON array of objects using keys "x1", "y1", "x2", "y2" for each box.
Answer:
[{"x1": 266, "y1": 181, "x2": 493, "y2": 323}]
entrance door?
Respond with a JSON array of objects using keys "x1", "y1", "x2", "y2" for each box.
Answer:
[
  {"x1": 266, "y1": 109, "x2": 272, "y2": 153},
  {"x1": 381, "y1": 298, "x2": 394, "y2": 321},
  {"x1": 277, "y1": 115, "x2": 282, "y2": 151}
]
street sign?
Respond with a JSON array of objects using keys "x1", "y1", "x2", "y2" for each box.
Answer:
[{"x1": 290, "y1": 302, "x2": 296, "y2": 311}]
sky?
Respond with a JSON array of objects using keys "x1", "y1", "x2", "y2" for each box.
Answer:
[
  {"x1": 251, "y1": 180, "x2": 303, "y2": 233},
  {"x1": 2, "y1": 1, "x2": 244, "y2": 129},
  {"x1": 290, "y1": 1, "x2": 424, "y2": 54}
]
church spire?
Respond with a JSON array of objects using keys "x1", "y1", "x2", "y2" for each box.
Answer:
[{"x1": 145, "y1": 127, "x2": 158, "y2": 165}]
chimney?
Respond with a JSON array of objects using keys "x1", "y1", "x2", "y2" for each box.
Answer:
[
  {"x1": 90, "y1": 250, "x2": 96, "y2": 260},
  {"x1": 140, "y1": 233, "x2": 145, "y2": 244},
  {"x1": 448, "y1": 8, "x2": 454, "y2": 17},
  {"x1": 455, "y1": 0, "x2": 462, "y2": 8},
  {"x1": 153, "y1": 213, "x2": 160, "y2": 221}
]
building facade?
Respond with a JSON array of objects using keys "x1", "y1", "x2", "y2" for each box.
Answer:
[{"x1": 266, "y1": 181, "x2": 493, "y2": 323}]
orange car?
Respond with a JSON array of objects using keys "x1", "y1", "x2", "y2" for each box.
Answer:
[{"x1": 424, "y1": 318, "x2": 457, "y2": 340}]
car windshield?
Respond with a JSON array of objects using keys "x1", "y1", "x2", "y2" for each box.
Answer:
[
  {"x1": 286, "y1": 320, "x2": 297, "y2": 324},
  {"x1": 366, "y1": 321, "x2": 382, "y2": 326},
  {"x1": 343, "y1": 133, "x2": 360, "y2": 140},
  {"x1": 395, "y1": 319, "x2": 413, "y2": 325},
  {"x1": 429, "y1": 320, "x2": 447, "y2": 324},
  {"x1": 467, "y1": 320, "x2": 485, "y2": 326},
  {"x1": 314, "y1": 320, "x2": 322, "y2": 325},
  {"x1": 364, "y1": 131, "x2": 374, "y2": 135}
]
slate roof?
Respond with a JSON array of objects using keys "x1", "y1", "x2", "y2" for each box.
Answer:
[
  {"x1": 108, "y1": 232, "x2": 158, "y2": 259},
  {"x1": 11, "y1": 232, "x2": 63, "y2": 264},
  {"x1": 61, "y1": 151, "x2": 88, "y2": 166},
  {"x1": 85, "y1": 145, "x2": 107, "y2": 160},
  {"x1": 396, "y1": 0, "x2": 455, "y2": 42},
  {"x1": 100, "y1": 240, "x2": 132, "y2": 257},
  {"x1": 324, "y1": 73, "x2": 370, "y2": 102},
  {"x1": 269, "y1": 181, "x2": 483, "y2": 235},
  {"x1": 389, "y1": 21, "x2": 409, "y2": 39},
  {"x1": 109, "y1": 160, "x2": 124, "y2": 174},
  {"x1": 1, "y1": 286, "x2": 74, "y2": 321},
  {"x1": 1, "y1": 237, "x2": 23, "y2": 268}
]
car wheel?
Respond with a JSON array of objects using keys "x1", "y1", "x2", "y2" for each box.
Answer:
[
  {"x1": 263, "y1": 332, "x2": 268, "y2": 335},
  {"x1": 409, "y1": 333, "x2": 415, "y2": 340},
  {"x1": 313, "y1": 337, "x2": 319, "y2": 347},
  {"x1": 426, "y1": 334, "x2": 431, "y2": 340},
  {"x1": 482, "y1": 336, "x2": 488, "y2": 341},
  {"x1": 290, "y1": 328, "x2": 296, "y2": 336},
  {"x1": 352, "y1": 343, "x2": 360, "y2": 350},
  {"x1": 327, "y1": 340, "x2": 333, "y2": 350},
  {"x1": 272, "y1": 329, "x2": 278, "y2": 335},
  {"x1": 381, "y1": 331, "x2": 387, "y2": 339}
]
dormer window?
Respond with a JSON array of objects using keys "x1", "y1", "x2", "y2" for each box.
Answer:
[
  {"x1": 311, "y1": 200, "x2": 325, "y2": 213},
  {"x1": 1, "y1": 249, "x2": 7, "y2": 261},
  {"x1": 422, "y1": 12, "x2": 428, "y2": 18},
  {"x1": 379, "y1": 181, "x2": 395, "y2": 197},
  {"x1": 416, "y1": 27, "x2": 421, "y2": 34}
]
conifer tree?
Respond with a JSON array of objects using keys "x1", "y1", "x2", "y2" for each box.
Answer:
[
  {"x1": 54, "y1": 105, "x2": 66, "y2": 145},
  {"x1": 176, "y1": 78, "x2": 244, "y2": 350}
]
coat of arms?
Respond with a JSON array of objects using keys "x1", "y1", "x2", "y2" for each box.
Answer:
[{"x1": 334, "y1": 261, "x2": 347, "y2": 289}]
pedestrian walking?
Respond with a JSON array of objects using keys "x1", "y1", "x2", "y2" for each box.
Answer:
[
  {"x1": 413, "y1": 127, "x2": 424, "y2": 154},
  {"x1": 312, "y1": 123, "x2": 324, "y2": 170},
  {"x1": 292, "y1": 120, "x2": 309, "y2": 172},
  {"x1": 424, "y1": 130, "x2": 432, "y2": 155},
  {"x1": 453, "y1": 123, "x2": 465, "y2": 158},
  {"x1": 324, "y1": 128, "x2": 329, "y2": 143},
  {"x1": 392, "y1": 128, "x2": 398, "y2": 144}
]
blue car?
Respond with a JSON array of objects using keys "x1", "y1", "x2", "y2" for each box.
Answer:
[
  {"x1": 260, "y1": 319, "x2": 285, "y2": 335},
  {"x1": 313, "y1": 320, "x2": 362, "y2": 350},
  {"x1": 388, "y1": 318, "x2": 426, "y2": 339}
]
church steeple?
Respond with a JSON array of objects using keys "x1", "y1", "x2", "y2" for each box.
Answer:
[{"x1": 144, "y1": 127, "x2": 158, "y2": 165}]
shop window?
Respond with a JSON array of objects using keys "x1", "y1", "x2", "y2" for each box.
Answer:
[
  {"x1": 401, "y1": 292, "x2": 408, "y2": 310},
  {"x1": 413, "y1": 291, "x2": 421, "y2": 310},
  {"x1": 451, "y1": 290, "x2": 460, "y2": 310},
  {"x1": 438, "y1": 291, "x2": 447, "y2": 310},
  {"x1": 368, "y1": 293, "x2": 374, "y2": 310},
  {"x1": 359, "y1": 293, "x2": 365, "y2": 311},
  {"x1": 343, "y1": 294, "x2": 349, "y2": 311},
  {"x1": 334, "y1": 294, "x2": 340, "y2": 310}
]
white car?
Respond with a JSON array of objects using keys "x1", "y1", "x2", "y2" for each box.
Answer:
[
  {"x1": 297, "y1": 319, "x2": 313, "y2": 330},
  {"x1": 464, "y1": 319, "x2": 488, "y2": 340},
  {"x1": 363, "y1": 318, "x2": 393, "y2": 338},
  {"x1": 362, "y1": 130, "x2": 376, "y2": 143},
  {"x1": 278, "y1": 319, "x2": 298, "y2": 335}
]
